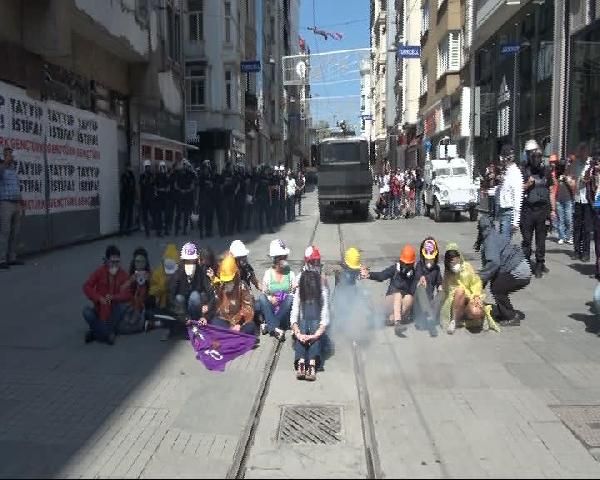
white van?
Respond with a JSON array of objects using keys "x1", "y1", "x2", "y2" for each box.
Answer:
[{"x1": 423, "y1": 156, "x2": 479, "y2": 222}]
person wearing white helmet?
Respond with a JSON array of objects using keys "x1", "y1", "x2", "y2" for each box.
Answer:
[
  {"x1": 230, "y1": 240, "x2": 260, "y2": 290},
  {"x1": 170, "y1": 242, "x2": 216, "y2": 336},
  {"x1": 256, "y1": 239, "x2": 296, "y2": 341},
  {"x1": 154, "y1": 161, "x2": 173, "y2": 236},
  {"x1": 139, "y1": 159, "x2": 156, "y2": 237},
  {"x1": 173, "y1": 158, "x2": 196, "y2": 236}
]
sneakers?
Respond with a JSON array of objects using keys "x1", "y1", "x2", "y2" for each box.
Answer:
[
  {"x1": 447, "y1": 319, "x2": 456, "y2": 335},
  {"x1": 84, "y1": 331, "x2": 94, "y2": 344},
  {"x1": 558, "y1": 239, "x2": 564, "y2": 245},
  {"x1": 394, "y1": 323, "x2": 407, "y2": 336},
  {"x1": 260, "y1": 323, "x2": 268, "y2": 335},
  {"x1": 567, "y1": 238, "x2": 573, "y2": 245}
]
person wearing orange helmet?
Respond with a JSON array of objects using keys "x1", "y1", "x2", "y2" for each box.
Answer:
[{"x1": 361, "y1": 244, "x2": 418, "y2": 335}]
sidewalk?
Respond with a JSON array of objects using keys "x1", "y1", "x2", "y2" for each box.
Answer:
[{"x1": 0, "y1": 195, "x2": 318, "y2": 479}]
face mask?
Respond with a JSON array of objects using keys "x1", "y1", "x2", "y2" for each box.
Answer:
[
  {"x1": 184, "y1": 264, "x2": 196, "y2": 277},
  {"x1": 108, "y1": 266, "x2": 118, "y2": 276},
  {"x1": 164, "y1": 259, "x2": 178, "y2": 274},
  {"x1": 279, "y1": 260, "x2": 289, "y2": 270},
  {"x1": 451, "y1": 263, "x2": 462, "y2": 274}
]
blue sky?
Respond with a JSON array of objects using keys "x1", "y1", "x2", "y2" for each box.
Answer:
[{"x1": 300, "y1": 0, "x2": 370, "y2": 131}]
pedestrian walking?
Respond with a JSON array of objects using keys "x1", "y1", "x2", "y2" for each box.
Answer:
[
  {"x1": 496, "y1": 145, "x2": 523, "y2": 240},
  {"x1": 286, "y1": 171, "x2": 296, "y2": 221},
  {"x1": 296, "y1": 170, "x2": 305, "y2": 216},
  {"x1": 555, "y1": 161, "x2": 574, "y2": 245},
  {"x1": 570, "y1": 147, "x2": 593, "y2": 262},
  {"x1": 0, "y1": 146, "x2": 24, "y2": 269}
]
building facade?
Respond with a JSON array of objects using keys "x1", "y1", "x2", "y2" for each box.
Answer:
[
  {"x1": 0, "y1": 0, "x2": 184, "y2": 253},
  {"x1": 418, "y1": 0, "x2": 464, "y2": 165}
]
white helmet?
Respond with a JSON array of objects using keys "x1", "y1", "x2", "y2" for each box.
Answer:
[
  {"x1": 190, "y1": 213, "x2": 200, "y2": 224},
  {"x1": 143, "y1": 160, "x2": 151, "y2": 167},
  {"x1": 269, "y1": 239, "x2": 290, "y2": 257},
  {"x1": 159, "y1": 161, "x2": 167, "y2": 168},
  {"x1": 230, "y1": 240, "x2": 250, "y2": 258},
  {"x1": 180, "y1": 242, "x2": 198, "y2": 260},
  {"x1": 524, "y1": 139, "x2": 540, "y2": 152}
]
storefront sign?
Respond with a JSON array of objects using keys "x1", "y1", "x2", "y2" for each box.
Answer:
[
  {"x1": 500, "y1": 44, "x2": 521, "y2": 55},
  {"x1": 241, "y1": 61, "x2": 261, "y2": 73},
  {"x1": 397, "y1": 46, "x2": 421, "y2": 59}
]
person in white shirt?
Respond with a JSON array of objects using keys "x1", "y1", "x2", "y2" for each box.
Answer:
[
  {"x1": 286, "y1": 172, "x2": 297, "y2": 221},
  {"x1": 496, "y1": 145, "x2": 524, "y2": 240},
  {"x1": 569, "y1": 146, "x2": 593, "y2": 261}
]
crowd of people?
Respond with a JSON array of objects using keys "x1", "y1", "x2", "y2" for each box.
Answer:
[
  {"x1": 120, "y1": 159, "x2": 306, "y2": 238},
  {"x1": 373, "y1": 167, "x2": 424, "y2": 220},
  {"x1": 82, "y1": 217, "x2": 535, "y2": 381}
]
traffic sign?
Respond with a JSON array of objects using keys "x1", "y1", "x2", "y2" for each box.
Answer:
[
  {"x1": 241, "y1": 61, "x2": 261, "y2": 73},
  {"x1": 397, "y1": 46, "x2": 421, "y2": 59},
  {"x1": 500, "y1": 44, "x2": 520, "y2": 55}
]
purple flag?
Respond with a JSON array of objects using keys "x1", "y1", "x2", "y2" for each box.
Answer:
[{"x1": 187, "y1": 323, "x2": 257, "y2": 372}]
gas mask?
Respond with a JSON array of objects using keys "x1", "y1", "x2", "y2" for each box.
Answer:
[{"x1": 164, "y1": 259, "x2": 178, "y2": 275}]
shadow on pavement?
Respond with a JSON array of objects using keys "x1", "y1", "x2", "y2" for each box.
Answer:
[{"x1": 568, "y1": 262, "x2": 596, "y2": 277}]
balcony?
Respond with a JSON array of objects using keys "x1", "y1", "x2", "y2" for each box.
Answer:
[{"x1": 419, "y1": 92, "x2": 428, "y2": 110}]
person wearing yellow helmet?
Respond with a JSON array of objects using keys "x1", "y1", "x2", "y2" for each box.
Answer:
[{"x1": 212, "y1": 254, "x2": 257, "y2": 335}]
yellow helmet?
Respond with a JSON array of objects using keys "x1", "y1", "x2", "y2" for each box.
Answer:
[
  {"x1": 344, "y1": 247, "x2": 361, "y2": 270},
  {"x1": 219, "y1": 254, "x2": 239, "y2": 282}
]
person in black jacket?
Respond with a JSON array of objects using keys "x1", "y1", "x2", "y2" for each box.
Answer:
[
  {"x1": 197, "y1": 160, "x2": 215, "y2": 238},
  {"x1": 414, "y1": 237, "x2": 443, "y2": 336},
  {"x1": 520, "y1": 148, "x2": 555, "y2": 278},
  {"x1": 119, "y1": 166, "x2": 136, "y2": 235},
  {"x1": 171, "y1": 242, "x2": 216, "y2": 326},
  {"x1": 139, "y1": 160, "x2": 155, "y2": 237},
  {"x1": 478, "y1": 216, "x2": 531, "y2": 326},
  {"x1": 154, "y1": 161, "x2": 171, "y2": 237},
  {"x1": 361, "y1": 244, "x2": 418, "y2": 335},
  {"x1": 173, "y1": 160, "x2": 196, "y2": 235}
]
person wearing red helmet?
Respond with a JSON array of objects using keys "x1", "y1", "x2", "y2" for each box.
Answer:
[{"x1": 361, "y1": 244, "x2": 418, "y2": 336}]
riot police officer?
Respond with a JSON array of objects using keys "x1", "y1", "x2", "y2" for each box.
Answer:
[
  {"x1": 256, "y1": 165, "x2": 273, "y2": 233},
  {"x1": 197, "y1": 160, "x2": 215, "y2": 238},
  {"x1": 139, "y1": 160, "x2": 155, "y2": 237},
  {"x1": 233, "y1": 163, "x2": 247, "y2": 234},
  {"x1": 222, "y1": 162, "x2": 236, "y2": 235},
  {"x1": 174, "y1": 159, "x2": 196, "y2": 235},
  {"x1": 154, "y1": 161, "x2": 171, "y2": 237}
]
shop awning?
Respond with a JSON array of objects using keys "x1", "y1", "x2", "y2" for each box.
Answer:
[{"x1": 140, "y1": 132, "x2": 199, "y2": 150}]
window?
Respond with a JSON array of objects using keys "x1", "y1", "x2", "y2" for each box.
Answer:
[
  {"x1": 381, "y1": 108, "x2": 386, "y2": 130},
  {"x1": 420, "y1": 62, "x2": 428, "y2": 96},
  {"x1": 174, "y1": 12, "x2": 181, "y2": 60},
  {"x1": 186, "y1": 65, "x2": 206, "y2": 108},
  {"x1": 271, "y1": 100, "x2": 276, "y2": 124},
  {"x1": 142, "y1": 145, "x2": 151, "y2": 159},
  {"x1": 225, "y1": 70, "x2": 233, "y2": 110},
  {"x1": 224, "y1": 1, "x2": 232, "y2": 43},
  {"x1": 188, "y1": 0, "x2": 203, "y2": 42},
  {"x1": 166, "y1": 150, "x2": 173, "y2": 162},
  {"x1": 437, "y1": 31, "x2": 461, "y2": 78},
  {"x1": 167, "y1": 4, "x2": 175, "y2": 59},
  {"x1": 154, "y1": 148, "x2": 164, "y2": 161},
  {"x1": 421, "y1": 1, "x2": 430, "y2": 36},
  {"x1": 270, "y1": 16, "x2": 275, "y2": 40},
  {"x1": 321, "y1": 142, "x2": 365, "y2": 164}
]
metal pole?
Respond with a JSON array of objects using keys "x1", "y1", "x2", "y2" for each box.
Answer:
[{"x1": 512, "y1": 22, "x2": 519, "y2": 151}]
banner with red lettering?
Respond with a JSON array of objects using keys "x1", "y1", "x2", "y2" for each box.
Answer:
[{"x1": 0, "y1": 83, "x2": 46, "y2": 215}]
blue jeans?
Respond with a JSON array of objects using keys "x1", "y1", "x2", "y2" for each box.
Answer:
[
  {"x1": 83, "y1": 304, "x2": 125, "y2": 342},
  {"x1": 175, "y1": 291, "x2": 207, "y2": 321},
  {"x1": 257, "y1": 293, "x2": 293, "y2": 333},
  {"x1": 556, "y1": 200, "x2": 573, "y2": 241},
  {"x1": 498, "y1": 208, "x2": 514, "y2": 240},
  {"x1": 293, "y1": 301, "x2": 322, "y2": 364}
]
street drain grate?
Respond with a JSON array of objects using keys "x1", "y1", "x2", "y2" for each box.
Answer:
[
  {"x1": 277, "y1": 405, "x2": 343, "y2": 444},
  {"x1": 552, "y1": 405, "x2": 600, "y2": 448}
]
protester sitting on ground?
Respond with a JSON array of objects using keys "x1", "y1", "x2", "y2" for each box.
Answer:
[
  {"x1": 477, "y1": 216, "x2": 531, "y2": 326},
  {"x1": 171, "y1": 242, "x2": 215, "y2": 337},
  {"x1": 300, "y1": 245, "x2": 329, "y2": 288},
  {"x1": 211, "y1": 254, "x2": 257, "y2": 335},
  {"x1": 291, "y1": 270, "x2": 330, "y2": 381},
  {"x1": 361, "y1": 245, "x2": 418, "y2": 336},
  {"x1": 145, "y1": 243, "x2": 179, "y2": 332},
  {"x1": 118, "y1": 247, "x2": 151, "y2": 334},
  {"x1": 440, "y1": 243, "x2": 498, "y2": 334},
  {"x1": 257, "y1": 239, "x2": 296, "y2": 341},
  {"x1": 229, "y1": 240, "x2": 260, "y2": 290},
  {"x1": 82, "y1": 245, "x2": 132, "y2": 345},
  {"x1": 414, "y1": 237, "x2": 443, "y2": 336}
]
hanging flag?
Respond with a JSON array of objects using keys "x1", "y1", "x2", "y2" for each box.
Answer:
[{"x1": 187, "y1": 323, "x2": 257, "y2": 372}]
